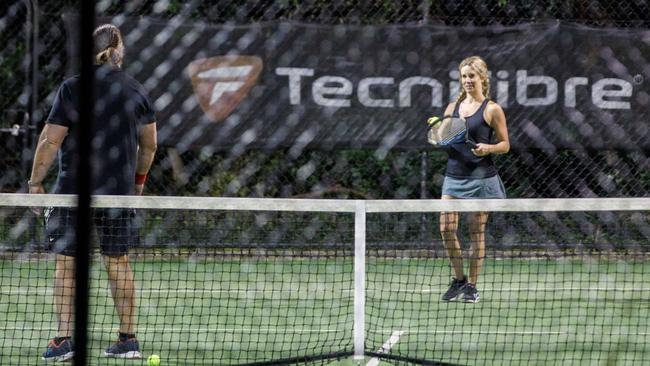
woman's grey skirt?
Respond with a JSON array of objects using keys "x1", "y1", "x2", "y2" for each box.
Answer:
[{"x1": 441, "y1": 175, "x2": 506, "y2": 199}]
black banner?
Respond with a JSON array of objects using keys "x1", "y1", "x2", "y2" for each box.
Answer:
[{"x1": 65, "y1": 17, "x2": 649, "y2": 151}]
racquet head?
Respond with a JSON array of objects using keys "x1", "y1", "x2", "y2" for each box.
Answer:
[{"x1": 427, "y1": 115, "x2": 477, "y2": 147}]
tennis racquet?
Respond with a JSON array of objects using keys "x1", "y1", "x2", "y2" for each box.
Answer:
[{"x1": 426, "y1": 115, "x2": 477, "y2": 148}]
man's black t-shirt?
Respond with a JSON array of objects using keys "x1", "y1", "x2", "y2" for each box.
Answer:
[{"x1": 47, "y1": 65, "x2": 156, "y2": 195}]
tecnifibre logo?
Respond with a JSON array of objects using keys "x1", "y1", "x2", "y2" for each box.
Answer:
[
  {"x1": 188, "y1": 56, "x2": 263, "y2": 122},
  {"x1": 188, "y1": 58, "x2": 636, "y2": 122},
  {"x1": 275, "y1": 67, "x2": 635, "y2": 110}
]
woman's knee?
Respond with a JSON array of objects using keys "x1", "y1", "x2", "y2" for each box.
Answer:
[{"x1": 440, "y1": 215, "x2": 458, "y2": 239}]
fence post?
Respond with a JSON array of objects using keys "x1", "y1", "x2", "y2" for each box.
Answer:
[
  {"x1": 74, "y1": 1, "x2": 95, "y2": 364},
  {"x1": 23, "y1": 0, "x2": 39, "y2": 186},
  {"x1": 421, "y1": 0, "x2": 430, "y2": 24}
]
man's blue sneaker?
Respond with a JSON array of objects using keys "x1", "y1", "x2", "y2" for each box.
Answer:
[
  {"x1": 42, "y1": 337, "x2": 74, "y2": 362},
  {"x1": 103, "y1": 337, "x2": 142, "y2": 359}
]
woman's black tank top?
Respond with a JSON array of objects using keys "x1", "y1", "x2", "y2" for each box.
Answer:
[{"x1": 445, "y1": 98, "x2": 498, "y2": 179}]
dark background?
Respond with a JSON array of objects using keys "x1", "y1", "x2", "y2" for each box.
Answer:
[{"x1": 2, "y1": 0, "x2": 650, "y2": 198}]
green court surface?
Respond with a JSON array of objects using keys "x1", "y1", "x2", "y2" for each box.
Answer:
[{"x1": 1, "y1": 256, "x2": 649, "y2": 365}]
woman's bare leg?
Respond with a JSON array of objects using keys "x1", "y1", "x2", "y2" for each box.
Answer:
[{"x1": 440, "y1": 195, "x2": 464, "y2": 280}]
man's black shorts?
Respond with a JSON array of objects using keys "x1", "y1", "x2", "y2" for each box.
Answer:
[{"x1": 45, "y1": 207, "x2": 139, "y2": 257}]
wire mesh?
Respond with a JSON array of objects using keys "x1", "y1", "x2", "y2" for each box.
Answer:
[{"x1": 1, "y1": 0, "x2": 649, "y2": 198}]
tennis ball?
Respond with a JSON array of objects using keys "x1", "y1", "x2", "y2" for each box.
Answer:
[
  {"x1": 427, "y1": 116, "x2": 440, "y2": 125},
  {"x1": 147, "y1": 354, "x2": 161, "y2": 366}
]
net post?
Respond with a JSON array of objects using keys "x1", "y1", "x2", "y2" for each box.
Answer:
[{"x1": 353, "y1": 200, "x2": 366, "y2": 361}]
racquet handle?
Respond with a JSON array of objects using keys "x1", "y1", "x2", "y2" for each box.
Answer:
[{"x1": 466, "y1": 138, "x2": 478, "y2": 148}]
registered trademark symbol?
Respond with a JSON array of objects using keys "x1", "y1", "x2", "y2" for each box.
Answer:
[{"x1": 633, "y1": 74, "x2": 644, "y2": 84}]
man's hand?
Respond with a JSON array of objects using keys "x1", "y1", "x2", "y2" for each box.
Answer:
[
  {"x1": 134, "y1": 184, "x2": 144, "y2": 196},
  {"x1": 28, "y1": 183, "x2": 45, "y2": 215},
  {"x1": 29, "y1": 184, "x2": 45, "y2": 194}
]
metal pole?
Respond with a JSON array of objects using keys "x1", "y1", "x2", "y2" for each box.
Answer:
[
  {"x1": 420, "y1": 152, "x2": 428, "y2": 199},
  {"x1": 420, "y1": 151, "x2": 429, "y2": 243},
  {"x1": 74, "y1": 1, "x2": 95, "y2": 365},
  {"x1": 23, "y1": 0, "x2": 39, "y2": 186},
  {"x1": 421, "y1": 0, "x2": 430, "y2": 24}
]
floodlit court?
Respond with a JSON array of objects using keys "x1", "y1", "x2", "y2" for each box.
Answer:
[
  {"x1": 2, "y1": 1, "x2": 650, "y2": 365},
  {"x1": 2, "y1": 195, "x2": 649, "y2": 365}
]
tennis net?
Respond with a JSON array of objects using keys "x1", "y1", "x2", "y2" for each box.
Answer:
[{"x1": 1, "y1": 194, "x2": 649, "y2": 365}]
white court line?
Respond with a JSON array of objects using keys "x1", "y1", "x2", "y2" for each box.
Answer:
[
  {"x1": 372, "y1": 330, "x2": 650, "y2": 335},
  {"x1": 2, "y1": 286, "x2": 647, "y2": 295},
  {"x1": 366, "y1": 330, "x2": 404, "y2": 366},
  {"x1": 2, "y1": 326, "x2": 345, "y2": 333},
  {"x1": 371, "y1": 330, "x2": 569, "y2": 335},
  {"x1": 0, "y1": 288, "x2": 351, "y2": 295},
  {"x1": 368, "y1": 286, "x2": 650, "y2": 293},
  {"x1": 4, "y1": 326, "x2": 650, "y2": 336}
]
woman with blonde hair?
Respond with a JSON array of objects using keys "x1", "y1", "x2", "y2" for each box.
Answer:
[{"x1": 439, "y1": 56, "x2": 510, "y2": 303}]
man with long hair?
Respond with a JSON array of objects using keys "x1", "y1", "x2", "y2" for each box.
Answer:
[{"x1": 29, "y1": 24, "x2": 157, "y2": 361}]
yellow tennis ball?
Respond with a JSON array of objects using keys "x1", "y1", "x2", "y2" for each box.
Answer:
[
  {"x1": 427, "y1": 116, "x2": 440, "y2": 125},
  {"x1": 147, "y1": 354, "x2": 161, "y2": 366}
]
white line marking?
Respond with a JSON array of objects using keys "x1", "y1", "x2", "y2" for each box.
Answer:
[
  {"x1": 371, "y1": 330, "x2": 568, "y2": 335},
  {"x1": 367, "y1": 330, "x2": 650, "y2": 335},
  {"x1": 0, "y1": 288, "x2": 352, "y2": 296},
  {"x1": 3, "y1": 287, "x2": 649, "y2": 296},
  {"x1": 1, "y1": 326, "x2": 345, "y2": 333},
  {"x1": 366, "y1": 287, "x2": 650, "y2": 293},
  {"x1": 4, "y1": 326, "x2": 650, "y2": 337},
  {"x1": 367, "y1": 330, "x2": 404, "y2": 366}
]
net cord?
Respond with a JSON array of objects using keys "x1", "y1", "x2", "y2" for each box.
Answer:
[{"x1": 2, "y1": 193, "x2": 648, "y2": 213}]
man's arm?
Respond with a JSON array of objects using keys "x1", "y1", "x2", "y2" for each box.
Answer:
[
  {"x1": 134, "y1": 122, "x2": 157, "y2": 195},
  {"x1": 29, "y1": 123, "x2": 68, "y2": 194}
]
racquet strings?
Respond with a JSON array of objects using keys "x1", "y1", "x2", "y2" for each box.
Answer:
[{"x1": 429, "y1": 117, "x2": 467, "y2": 145}]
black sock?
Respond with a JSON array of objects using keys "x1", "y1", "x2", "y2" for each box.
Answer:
[{"x1": 119, "y1": 332, "x2": 136, "y2": 341}]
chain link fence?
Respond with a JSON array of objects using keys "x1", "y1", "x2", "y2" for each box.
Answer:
[{"x1": 2, "y1": 0, "x2": 649, "y2": 198}]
